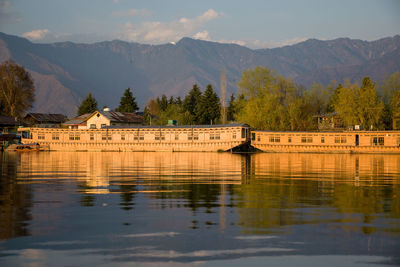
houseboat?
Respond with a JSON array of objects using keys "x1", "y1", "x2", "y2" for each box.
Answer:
[
  {"x1": 17, "y1": 124, "x2": 252, "y2": 152},
  {"x1": 251, "y1": 130, "x2": 400, "y2": 153}
]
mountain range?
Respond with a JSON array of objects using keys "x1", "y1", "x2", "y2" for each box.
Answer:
[{"x1": 0, "y1": 32, "x2": 399, "y2": 117}]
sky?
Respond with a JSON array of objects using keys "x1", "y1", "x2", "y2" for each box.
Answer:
[{"x1": 0, "y1": 0, "x2": 399, "y2": 49}]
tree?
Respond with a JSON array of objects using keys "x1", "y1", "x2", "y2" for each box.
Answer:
[
  {"x1": 227, "y1": 94, "x2": 236, "y2": 122},
  {"x1": 183, "y1": 84, "x2": 202, "y2": 122},
  {"x1": 157, "y1": 94, "x2": 168, "y2": 112},
  {"x1": 0, "y1": 60, "x2": 35, "y2": 120},
  {"x1": 355, "y1": 77, "x2": 384, "y2": 130},
  {"x1": 196, "y1": 84, "x2": 221, "y2": 125},
  {"x1": 77, "y1": 93, "x2": 98, "y2": 116},
  {"x1": 116, "y1": 88, "x2": 139, "y2": 113}
]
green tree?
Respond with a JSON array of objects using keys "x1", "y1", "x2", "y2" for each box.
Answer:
[
  {"x1": 157, "y1": 94, "x2": 168, "y2": 112},
  {"x1": 236, "y1": 66, "x2": 320, "y2": 131},
  {"x1": 183, "y1": 84, "x2": 202, "y2": 122},
  {"x1": 355, "y1": 77, "x2": 384, "y2": 130},
  {"x1": 332, "y1": 81, "x2": 358, "y2": 127},
  {"x1": 196, "y1": 84, "x2": 221, "y2": 125},
  {"x1": 116, "y1": 88, "x2": 139, "y2": 113},
  {"x1": 77, "y1": 93, "x2": 98, "y2": 116},
  {"x1": 227, "y1": 94, "x2": 236, "y2": 122},
  {"x1": 0, "y1": 60, "x2": 35, "y2": 120}
]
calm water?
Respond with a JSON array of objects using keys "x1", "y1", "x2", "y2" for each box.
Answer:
[{"x1": 0, "y1": 151, "x2": 399, "y2": 266}]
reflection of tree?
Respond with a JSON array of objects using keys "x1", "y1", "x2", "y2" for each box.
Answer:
[
  {"x1": 119, "y1": 184, "x2": 136, "y2": 210},
  {"x1": 0, "y1": 152, "x2": 32, "y2": 239},
  {"x1": 235, "y1": 153, "x2": 400, "y2": 235},
  {"x1": 77, "y1": 183, "x2": 96, "y2": 207}
]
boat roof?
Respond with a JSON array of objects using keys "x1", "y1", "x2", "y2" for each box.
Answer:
[{"x1": 104, "y1": 123, "x2": 250, "y2": 129}]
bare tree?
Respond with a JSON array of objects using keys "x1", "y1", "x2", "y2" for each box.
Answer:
[{"x1": 0, "y1": 61, "x2": 35, "y2": 120}]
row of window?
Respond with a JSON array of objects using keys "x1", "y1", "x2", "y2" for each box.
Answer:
[{"x1": 36, "y1": 133, "x2": 228, "y2": 141}]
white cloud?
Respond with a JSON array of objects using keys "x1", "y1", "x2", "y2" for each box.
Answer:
[
  {"x1": 118, "y1": 9, "x2": 222, "y2": 44},
  {"x1": 22, "y1": 29, "x2": 51, "y2": 40},
  {"x1": 193, "y1": 30, "x2": 211, "y2": 41},
  {"x1": 111, "y1": 8, "x2": 150, "y2": 18}
]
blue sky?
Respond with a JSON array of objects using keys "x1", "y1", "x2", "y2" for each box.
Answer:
[{"x1": 1, "y1": 0, "x2": 399, "y2": 48}]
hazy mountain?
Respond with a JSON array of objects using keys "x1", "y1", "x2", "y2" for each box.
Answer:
[{"x1": 0, "y1": 32, "x2": 399, "y2": 117}]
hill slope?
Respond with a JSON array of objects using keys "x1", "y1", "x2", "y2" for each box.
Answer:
[{"x1": 0, "y1": 32, "x2": 399, "y2": 116}]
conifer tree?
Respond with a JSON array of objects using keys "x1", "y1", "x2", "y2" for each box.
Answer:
[
  {"x1": 196, "y1": 84, "x2": 221, "y2": 125},
  {"x1": 116, "y1": 88, "x2": 139, "y2": 113},
  {"x1": 77, "y1": 93, "x2": 98, "y2": 116},
  {"x1": 183, "y1": 84, "x2": 202, "y2": 122}
]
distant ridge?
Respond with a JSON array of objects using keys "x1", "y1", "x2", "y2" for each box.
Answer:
[{"x1": 0, "y1": 32, "x2": 399, "y2": 116}]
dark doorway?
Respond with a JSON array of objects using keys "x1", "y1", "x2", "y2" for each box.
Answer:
[{"x1": 355, "y1": 135, "x2": 359, "y2": 146}]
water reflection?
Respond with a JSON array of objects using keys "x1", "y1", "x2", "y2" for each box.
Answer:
[{"x1": 0, "y1": 151, "x2": 399, "y2": 266}]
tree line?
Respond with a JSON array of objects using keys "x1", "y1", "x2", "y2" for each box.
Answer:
[
  {"x1": 233, "y1": 66, "x2": 400, "y2": 130},
  {"x1": 1, "y1": 60, "x2": 399, "y2": 130}
]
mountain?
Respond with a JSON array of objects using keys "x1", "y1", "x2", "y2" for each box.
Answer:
[{"x1": 0, "y1": 32, "x2": 399, "y2": 117}]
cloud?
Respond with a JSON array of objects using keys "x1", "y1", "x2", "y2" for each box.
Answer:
[
  {"x1": 111, "y1": 8, "x2": 150, "y2": 18},
  {"x1": 22, "y1": 29, "x2": 51, "y2": 40},
  {"x1": 118, "y1": 9, "x2": 222, "y2": 44},
  {"x1": 193, "y1": 30, "x2": 211, "y2": 41}
]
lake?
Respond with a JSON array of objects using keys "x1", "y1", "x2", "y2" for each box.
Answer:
[{"x1": 0, "y1": 151, "x2": 399, "y2": 266}]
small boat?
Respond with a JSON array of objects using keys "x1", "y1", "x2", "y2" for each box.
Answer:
[{"x1": 6, "y1": 143, "x2": 49, "y2": 152}]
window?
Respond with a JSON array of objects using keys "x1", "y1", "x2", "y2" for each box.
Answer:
[
  {"x1": 38, "y1": 134, "x2": 45, "y2": 140},
  {"x1": 233, "y1": 132, "x2": 237, "y2": 139},
  {"x1": 288, "y1": 136, "x2": 292, "y2": 143},
  {"x1": 52, "y1": 134, "x2": 59, "y2": 140},
  {"x1": 301, "y1": 136, "x2": 312, "y2": 143},
  {"x1": 90, "y1": 124, "x2": 96, "y2": 129},
  {"x1": 335, "y1": 136, "x2": 346, "y2": 144},
  {"x1": 69, "y1": 134, "x2": 74, "y2": 141},
  {"x1": 215, "y1": 133, "x2": 220, "y2": 140},
  {"x1": 257, "y1": 135, "x2": 260, "y2": 142},
  {"x1": 121, "y1": 134, "x2": 125, "y2": 141},
  {"x1": 139, "y1": 133, "x2": 144, "y2": 140},
  {"x1": 101, "y1": 124, "x2": 106, "y2": 128},
  {"x1": 210, "y1": 133, "x2": 215, "y2": 140},
  {"x1": 194, "y1": 133, "x2": 199, "y2": 140},
  {"x1": 74, "y1": 134, "x2": 80, "y2": 141},
  {"x1": 90, "y1": 133, "x2": 94, "y2": 141},
  {"x1": 251, "y1": 133, "x2": 256, "y2": 141},
  {"x1": 175, "y1": 134, "x2": 179, "y2": 140},
  {"x1": 269, "y1": 136, "x2": 280, "y2": 143},
  {"x1": 378, "y1": 137, "x2": 384, "y2": 146},
  {"x1": 321, "y1": 137, "x2": 325, "y2": 143},
  {"x1": 102, "y1": 134, "x2": 112, "y2": 141}
]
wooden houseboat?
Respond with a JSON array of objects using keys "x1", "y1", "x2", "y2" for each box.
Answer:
[
  {"x1": 17, "y1": 124, "x2": 252, "y2": 152},
  {"x1": 251, "y1": 130, "x2": 400, "y2": 153}
]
